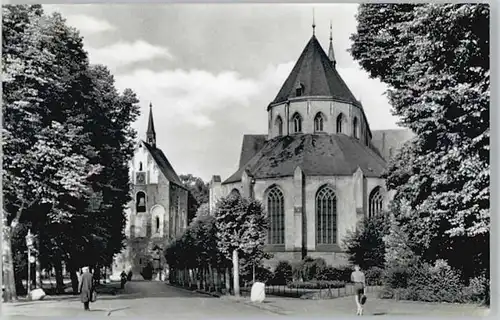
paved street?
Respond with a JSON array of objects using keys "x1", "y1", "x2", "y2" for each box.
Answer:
[{"x1": 2, "y1": 281, "x2": 489, "y2": 318}]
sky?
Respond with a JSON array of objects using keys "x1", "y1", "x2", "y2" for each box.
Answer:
[{"x1": 43, "y1": 3, "x2": 402, "y2": 182}]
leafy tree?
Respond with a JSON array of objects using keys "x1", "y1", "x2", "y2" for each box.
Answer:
[
  {"x1": 2, "y1": 5, "x2": 140, "y2": 300},
  {"x1": 180, "y1": 174, "x2": 209, "y2": 222},
  {"x1": 343, "y1": 214, "x2": 390, "y2": 270},
  {"x1": 350, "y1": 3, "x2": 489, "y2": 279},
  {"x1": 213, "y1": 194, "x2": 268, "y2": 296}
]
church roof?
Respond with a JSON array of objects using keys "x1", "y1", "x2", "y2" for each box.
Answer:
[
  {"x1": 142, "y1": 141, "x2": 185, "y2": 187},
  {"x1": 238, "y1": 134, "x2": 268, "y2": 168},
  {"x1": 371, "y1": 129, "x2": 415, "y2": 161},
  {"x1": 222, "y1": 134, "x2": 386, "y2": 184},
  {"x1": 269, "y1": 35, "x2": 360, "y2": 108}
]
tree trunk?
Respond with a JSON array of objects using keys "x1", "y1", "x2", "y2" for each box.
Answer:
[
  {"x1": 2, "y1": 223, "x2": 18, "y2": 302},
  {"x1": 54, "y1": 260, "x2": 65, "y2": 294},
  {"x1": 70, "y1": 270, "x2": 79, "y2": 295},
  {"x1": 232, "y1": 249, "x2": 240, "y2": 297},
  {"x1": 35, "y1": 253, "x2": 42, "y2": 289},
  {"x1": 225, "y1": 268, "x2": 231, "y2": 293}
]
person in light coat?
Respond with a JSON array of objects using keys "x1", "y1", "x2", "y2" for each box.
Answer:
[{"x1": 79, "y1": 267, "x2": 95, "y2": 311}]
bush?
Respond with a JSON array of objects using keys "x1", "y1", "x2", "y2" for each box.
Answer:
[
  {"x1": 344, "y1": 214, "x2": 390, "y2": 269},
  {"x1": 365, "y1": 267, "x2": 384, "y2": 285},
  {"x1": 287, "y1": 280, "x2": 346, "y2": 289},
  {"x1": 317, "y1": 265, "x2": 352, "y2": 282},
  {"x1": 383, "y1": 266, "x2": 410, "y2": 288},
  {"x1": 291, "y1": 257, "x2": 327, "y2": 281},
  {"x1": 272, "y1": 261, "x2": 293, "y2": 285},
  {"x1": 462, "y1": 275, "x2": 489, "y2": 304}
]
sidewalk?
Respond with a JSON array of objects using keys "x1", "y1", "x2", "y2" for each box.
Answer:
[{"x1": 244, "y1": 292, "x2": 490, "y2": 317}]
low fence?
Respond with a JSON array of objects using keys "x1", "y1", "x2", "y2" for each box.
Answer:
[{"x1": 168, "y1": 267, "x2": 381, "y2": 299}]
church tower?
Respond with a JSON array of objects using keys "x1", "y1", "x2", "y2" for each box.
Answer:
[
  {"x1": 328, "y1": 21, "x2": 336, "y2": 67},
  {"x1": 146, "y1": 103, "x2": 156, "y2": 147}
]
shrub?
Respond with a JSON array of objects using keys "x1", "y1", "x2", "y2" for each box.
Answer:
[
  {"x1": 291, "y1": 257, "x2": 327, "y2": 281},
  {"x1": 365, "y1": 267, "x2": 384, "y2": 285},
  {"x1": 383, "y1": 266, "x2": 410, "y2": 288},
  {"x1": 287, "y1": 280, "x2": 346, "y2": 289},
  {"x1": 317, "y1": 265, "x2": 352, "y2": 282},
  {"x1": 272, "y1": 261, "x2": 293, "y2": 285},
  {"x1": 344, "y1": 214, "x2": 390, "y2": 269},
  {"x1": 462, "y1": 275, "x2": 489, "y2": 304},
  {"x1": 255, "y1": 266, "x2": 273, "y2": 283}
]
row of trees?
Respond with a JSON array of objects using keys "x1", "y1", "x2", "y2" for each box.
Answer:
[
  {"x1": 164, "y1": 194, "x2": 268, "y2": 296},
  {"x1": 346, "y1": 2, "x2": 489, "y2": 301},
  {"x1": 2, "y1": 5, "x2": 140, "y2": 301}
]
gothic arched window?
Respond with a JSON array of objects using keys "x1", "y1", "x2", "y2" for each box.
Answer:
[
  {"x1": 155, "y1": 216, "x2": 160, "y2": 232},
  {"x1": 353, "y1": 117, "x2": 359, "y2": 139},
  {"x1": 314, "y1": 113, "x2": 324, "y2": 132},
  {"x1": 136, "y1": 191, "x2": 146, "y2": 213},
  {"x1": 292, "y1": 113, "x2": 302, "y2": 133},
  {"x1": 276, "y1": 116, "x2": 283, "y2": 136},
  {"x1": 369, "y1": 186, "x2": 384, "y2": 218},
  {"x1": 316, "y1": 185, "x2": 337, "y2": 245},
  {"x1": 139, "y1": 162, "x2": 143, "y2": 171},
  {"x1": 267, "y1": 186, "x2": 285, "y2": 245},
  {"x1": 336, "y1": 113, "x2": 344, "y2": 133}
]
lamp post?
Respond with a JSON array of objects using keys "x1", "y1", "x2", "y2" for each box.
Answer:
[{"x1": 25, "y1": 229, "x2": 34, "y2": 296}]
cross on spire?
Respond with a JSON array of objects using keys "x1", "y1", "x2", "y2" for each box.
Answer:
[{"x1": 312, "y1": 8, "x2": 316, "y2": 35}]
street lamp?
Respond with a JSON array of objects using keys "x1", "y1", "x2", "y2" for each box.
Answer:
[{"x1": 25, "y1": 229, "x2": 35, "y2": 296}]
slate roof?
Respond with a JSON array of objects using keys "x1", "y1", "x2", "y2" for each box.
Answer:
[
  {"x1": 238, "y1": 134, "x2": 268, "y2": 168},
  {"x1": 270, "y1": 35, "x2": 360, "y2": 108},
  {"x1": 222, "y1": 134, "x2": 387, "y2": 184},
  {"x1": 142, "y1": 141, "x2": 185, "y2": 188}
]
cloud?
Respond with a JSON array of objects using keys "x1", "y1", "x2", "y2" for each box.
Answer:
[
  {"x1": 65, "y1": 14, "x2": 116, "y2": 35},
  {"x1": 87, "y1": 41, "x2": 174, "y2": 69},
  {"x1": 337, "y1": 66, "x2": 400, "y2": 129}
]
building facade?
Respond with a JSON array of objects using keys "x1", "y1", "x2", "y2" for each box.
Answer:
[
  {"x1": 112, "y1": 104, "x2": 188, "y2": 280},
  {"x1": 209, "y1": 27, "x2": 414, "y2": 268}
]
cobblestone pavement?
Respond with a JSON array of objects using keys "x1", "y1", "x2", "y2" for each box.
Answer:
[{"x1": 2, "y1": 281, "x2": 489, "y2": 318}]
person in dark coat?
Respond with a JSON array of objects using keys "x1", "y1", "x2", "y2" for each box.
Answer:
[{"x1": 79, "y1": 267, "x2": 94, "y2": 311}]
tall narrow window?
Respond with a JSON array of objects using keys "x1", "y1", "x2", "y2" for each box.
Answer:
[
  {"x1": 267, "y1": 186, "x2": 285, "y2": 245},
  {"x1": 336, "y1": 114, "x2": 344, "y2": 133},
  {"x1": 276, "y1": 116, "x2": 283, "y2": 136},
  {"x1": 292, "y1": 113, "x2": 302, "y2": 133},
  {"x1": 369, "y1": 187, "x2": 384, "y2": 218},
  {"x1": 314, "y1": 113, "x2": 324, "y2": 132},
  {"x1": 316, "y1": 185, "x2": 337, "y2": 245},
  {"x1": 156, "y1": 217, "x2": 160, "y2": 232},
  {"x1": 353, "y1": 117, "x2": 359, "y2": 139},
  {"x1": 139, "y1": 162, "x2": 143, "y2": 171}
]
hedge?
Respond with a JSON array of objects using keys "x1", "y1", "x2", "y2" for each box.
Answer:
[{"x1": 287, "y1": 280, "x2": 346, "y2": 289}]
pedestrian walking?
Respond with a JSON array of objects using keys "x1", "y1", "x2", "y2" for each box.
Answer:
[
  {"x1": 79, "y1": 267, "x2": 95, "y2": 311},
  {"x1": 120, "y1": 270, "x2": 127, "y2": 289},
  {"x1": 350, "y1": 264, "x2": 366, "y2": 316}
]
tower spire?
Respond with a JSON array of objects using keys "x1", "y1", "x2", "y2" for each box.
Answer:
[
  {"x1": 312, "y1": 8, "x2": 316, "y2": 35},
  {"x1": 328, "y1": 20, "x2": 336, "y2": 67},
  {"x1": 146, "y1": 102, "x2": 156, "y2": 147}
]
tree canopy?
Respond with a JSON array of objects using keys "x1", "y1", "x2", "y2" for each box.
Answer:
[{"x1": 350, "y1": 3, "x2": 489, "y2": 278}]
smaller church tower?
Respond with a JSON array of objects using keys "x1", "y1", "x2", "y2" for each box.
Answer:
[{"x1": 146, "y1": 102, "x2": 156, "y2": 147}]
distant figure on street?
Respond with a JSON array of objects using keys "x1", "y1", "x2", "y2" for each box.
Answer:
[
  {"x1": 350, "y1": 264, "x2": 366, "y2": 316},
  {"x1": 79, "y1": 267, "x2": 95, "y2": 311},
  {"x1": 120, "y1": 270, "x2": 127, "y2": 289}
]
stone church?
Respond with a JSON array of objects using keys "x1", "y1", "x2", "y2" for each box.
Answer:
[
  {"x1": 209, "y1": 26, "x2": 413, "y2": 268},
  {"x1": 112, "y1": 104, "x2": 189, "y2": 280}
]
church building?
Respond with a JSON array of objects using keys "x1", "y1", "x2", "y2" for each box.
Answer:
[
  {"x1": 209, "y1": 25, "x2": 413, "y2": 268},
  {"x1": 112, "y1": 104, "x2": 189, "y2": 280}
]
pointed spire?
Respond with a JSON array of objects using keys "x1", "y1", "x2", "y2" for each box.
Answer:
[
  {"x1": 328, "y1": 20, "x2": 336, "y2": 67},
  {"x1": 312, "y1": 8, "x2": 316, "y2": 35},
  {"x1": 146, "y1": 102, "x2": 156, "y2": 147}
]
